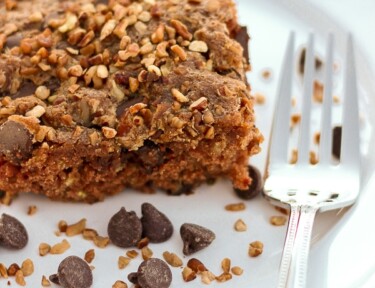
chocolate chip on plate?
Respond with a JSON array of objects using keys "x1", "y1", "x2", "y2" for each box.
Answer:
[
  {"x1": 108, "y1": 207, "x2": 142, "y2": 248},
  {"x1": 127, "y1": 272, "x2": 138, "y2": 284},
  {"x1": 56, "y1": 256, "x2": 93, "y2": 288},
  {"x1": 0, "y1": 213, "x2": 28, "y2": 249},
  {"x1": 49, "y1": 274, "x2": 60, "y2": 285},
  {"x1": 0, "y1": 121, "x2": 33, "y2": 163},
  {"x1": 141, "y1": 203, "x2": 173, "y2": 243},
  {"x1": 234, "y1": 165, "x2": 263, "y2": 200},
  {"x1": 180, "y1": 223, "x2": 215, "y2": 256},
  {"x1": 134, "y1": 258, "x2": 172, "y2": 288},
  {"x1": 332, "y1": 126, "x2": 342, "y2": 160}
]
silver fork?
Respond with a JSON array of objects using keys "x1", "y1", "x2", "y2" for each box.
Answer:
[{"x1": 263, "y1": 33, "x2": 360, "y2": 288}]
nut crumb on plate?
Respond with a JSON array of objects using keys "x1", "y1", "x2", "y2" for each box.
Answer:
[
  {"x1": 225, "y1": 202, "x2": 246, "y2": 211},
  {"x1": 270, "y1": 216, "x2": 287, "y2": 226},
  {"x1": 249, "y1": 241, "x2": 264, "y2": 257},
  {"x1": 234, "y1": 219, "x2": 247, "y2": 232}
]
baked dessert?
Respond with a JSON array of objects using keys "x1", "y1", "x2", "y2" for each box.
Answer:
[{"x1": 0, "y1": 0, "x2": 262, "y2": 202}]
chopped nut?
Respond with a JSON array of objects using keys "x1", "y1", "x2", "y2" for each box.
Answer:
[
  {"x1": 314, "y1": 132, "x2": 321, "y2": 145},
  {"x1": 112, "y1": 280, "x2": 128, "y2": 288},
  {"x1": 313, "y1": 80, "x2": 324, "y2": 102},
  {"x1": 156, "y1": 42, "x2": 169, "y2": 58},
  {"x1": 110, "y1": 80, "x2": 125, "y2": 102},
  {"x1": 187, "y1": 258, "x2": 207, "y2": 273},
  {"x1": 21, "y1": 259, "x2": 34, "y2": 277},
  {"x1": 290, "y1": 149, "x2": 298, "y2": 164},
  {"x1": 163, "y1": 251, "x2": 183, "y2": 267},
  {"x1": 118, "y1": 43, "x2": 140, "y2": 61},
  {"x1": 83, "y1": 228, "x2": 99, "y2": 240},
  {"x1": 170, "y1": 116, "x2": 185, "y2": 129},
  {"x1": 41, "y1": 275, "x2": 51, "y2": 287},
  {"x1": 126, "y1": 250, "x2": 139, "y2": 259},
  {"x1": 129, "y1": 77, "x2": 139, "y2": 93},
  {"x1": 249, "y1": 241, "x2": 264, "y2": 257},
  {"x1": 68, "y1": 65, "x2": 83, "y2": 77},
  {"x1": 254, "y1": 92, "x2": 266, "y2": 104},
  {"x1": 221, "y1": 258, "x2": 231, "y2": 273},
  {"x1": 225, "y1": 202, "x2": 246, "y2": 211},
  {"x1": 189, "y1": 41, "x2": 208, "y2": 53},
  {"x1": 59, "y1": 13, "x2": 78, "y2": 33},
  {"x1": 231, "y1": 266, "x2": 243, "y2": 276},
  {"x1": 170, "y1": 19, "x2": 192, "y2": 40},
  {"x1": 15, "y1": 270, "x2": 26, "y2": 286},
  {"x1": 261, "y1": 69, "x2": 272, "y2": 80},
  {"x1": 140, "y1": 42, "x2": 154, "y2": 55},
  {"x1": 151, "y1": 24, "x2": 165, "y2": 44},
  {"x1": 333, "y1": 95, "x2": 340, "y2": 103},
  {"x1": 216, "y1": 272, "x2": 232, "y2": 282},
  {"x1": 0, "y1": 263, "x2": 8, "y2": 278},
  {"x1": 93, "y1": 235, "x2": 110, "y2": 248},
  {"x1": 234, "y1": 219, "x2": 247, "y2": 232},
  {"x1": 58, "y1": 220, "x2": 68, "y2": 233},
  {"x1": 171, "y1": 44, "x2": 187, "y2": 61},
  {"x1": 291, "y1": 114, "x2": 301, "y2": 127},
  {"x1": 7, "y1": 263, "x2": 20, "y2": 276},
  {"x1": 138, "y1": 11, "x2": 151, "y2": 22},
  {"x1": 102, "y1": 127, "x2": 117, "y2": 139},
  {"x1": 200, "y1": 270, "x2": 216, "y2": 285},
  {"x1": 39, "y1": 243, "x2": 51, "y2": 256},
  {"x1": 189, "y1": 97, "x2": 208, "y2": 111},
  {"x1": 118, "y1": 256, "x2": 131, "y2": 269},
  {"x1": 182, "y1": 267, "x2": 196, "y2": 282},
  {"x1": 97, "y1": 65, "x2": 109, "y2": 78},
  {"x1": 309, "y1": 151, "x2": 318, "y2": 165},
  {"x1": 147, "y1": 64, "x2": 161, "y2": 77},
  {"x1": 119, "y1": 36, "x2": 131, "y2": 50},
  {"x1": 171, "y1": 88, "x2": 189, "y2": 103},
  {"x1": 79, "y1": 30, "x2": 95, "y2": 47},
  {"x1": 274, "y1": 206, "x2": 290, "y2": 215},
  {"x1": 35, "y1": 86, "x2": 50, "y2": 100},
  {"x1": 27, "y1": 205, "x2": 37, "y2": 215},
  {"x1": 270, "y1": 216, "x2": 287, "y2": 226},
  {"x1": 29, "y1": 11, "x2": 43, "y2": 23},
  {"x1": 84, "y1": 249, "x2": 95, "y2": 264},
  {"x1": 100, "y1": 19, "x2": 117, "y2": 40},
  {"x1": 66, "y1": 218, "x2": 86, "y2": 236},
  {"x1": 135, "y1": 21, "x2": 148, "y2": 35},
  {"x1": 25, "y1": 105, "x2": 46, "y2": 118},
  {"x1": 141, "y1": 246, "x2": 153, "y2": 260},
  {"x1": 50, "y1": 239, "x2": 71, "y2": 254},
  {"x1": 202, "y1": 110, "x2": 214, "y2": 124}
]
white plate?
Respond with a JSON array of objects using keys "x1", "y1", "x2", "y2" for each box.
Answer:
[{"x1": 1, "y1": 1, "x2": 375, "y2": 287}]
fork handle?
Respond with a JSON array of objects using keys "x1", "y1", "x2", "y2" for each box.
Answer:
[{"x1": 278, "y1": 204, "x2": 318, "y2": 288}]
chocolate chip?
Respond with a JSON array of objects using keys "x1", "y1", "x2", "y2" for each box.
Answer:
[
  {"x1": 11, "y1": 81, "x2": 37, "y2": 99},
  {"x1": 141, "y1": 203, "x2": 173, "y2": 243},
  {"x1": 49, "y1": 274, "x2": 60, "y2": 285},
  {"x1": 180, "y1": 223, "x2": 215, "y2": 256},
  {"x1": 0, "y1": 120, "x2": 33, "y2": 163},
  {"x1": 0, "y1": 214, "x2": 28, "y2": 249},
  {"x1": 6, "y1": 34, "x2": 22, "y2": 48},
  {"x1": 234, "y1": 26, "x2": 250, "y2": 65},
  {"x1": 127, "y1": 272, "x2": 138, "y2": 284},
  {"x1": 234, "y1": 165, "x2": 263, "y2": 200},
  {"x1": 107, "y1": 207, "x2": 142, "y2": 248},
  {"x1": 57, "y1": 256, "x2": 93, "y2": 288},
  {"x1": 45, "y1": 77, "x2": 60, "y2": 94},
  {"x1": 167, "y1": 183, "x2": 194, "y2": 195},
  {"x1": 137, "y1": 258, "x2": 172, "y2": 288},
  {"x1": 332, "y1": 126, "x2": 342, "y2": 160}
]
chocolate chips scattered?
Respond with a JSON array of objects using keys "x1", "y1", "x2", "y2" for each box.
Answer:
[
  {"x1": 180, "y1": 223, "x2": 215, "y2": 256},
  {"x1": 107, "y1": 207, "x2": 142, "y2": 248},
  {"x1": 0, "y1": 213, "x2": 28, "y2": 249},
  {"x1": 55, "y1": 256, "x2": 93, "y2": 288},
  {"x1": 0, "y1": 120, "x2": 33, "y2": 163},
  {"x1": 130, "y1": 258, "x2": 172, "y2": 288},
  {"x1": 141, "y1": 203, "x2": 173, "y2": 243},
  {"x1": 332, "y1": 126, "x2": 342, "y2": 160},
  {"x1": 234, "y1": 165, "x2": 263, "y2": 200}
]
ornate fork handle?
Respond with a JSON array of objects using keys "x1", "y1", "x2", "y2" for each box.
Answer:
[{"x1": 278, "y1": 204, "x2": 318, "y2": 288}]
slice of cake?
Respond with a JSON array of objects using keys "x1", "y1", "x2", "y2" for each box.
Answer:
[{"x1": 0, "y1": 0, "x2": 262, "y2": 202}]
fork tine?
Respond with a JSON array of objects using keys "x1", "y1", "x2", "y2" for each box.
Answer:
[
  {"x1": 268, "y1": 32, "x2": 295, "y2": 167},
  {"x1": 341, "y1": 34, "x2": 360, "y2": 167},
  {"x1": 297, "y1": 34, "x2": 314, "y2": 165},
  {"x1": 319, "y1": 34, "x2": 334, "y2": 165}
]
